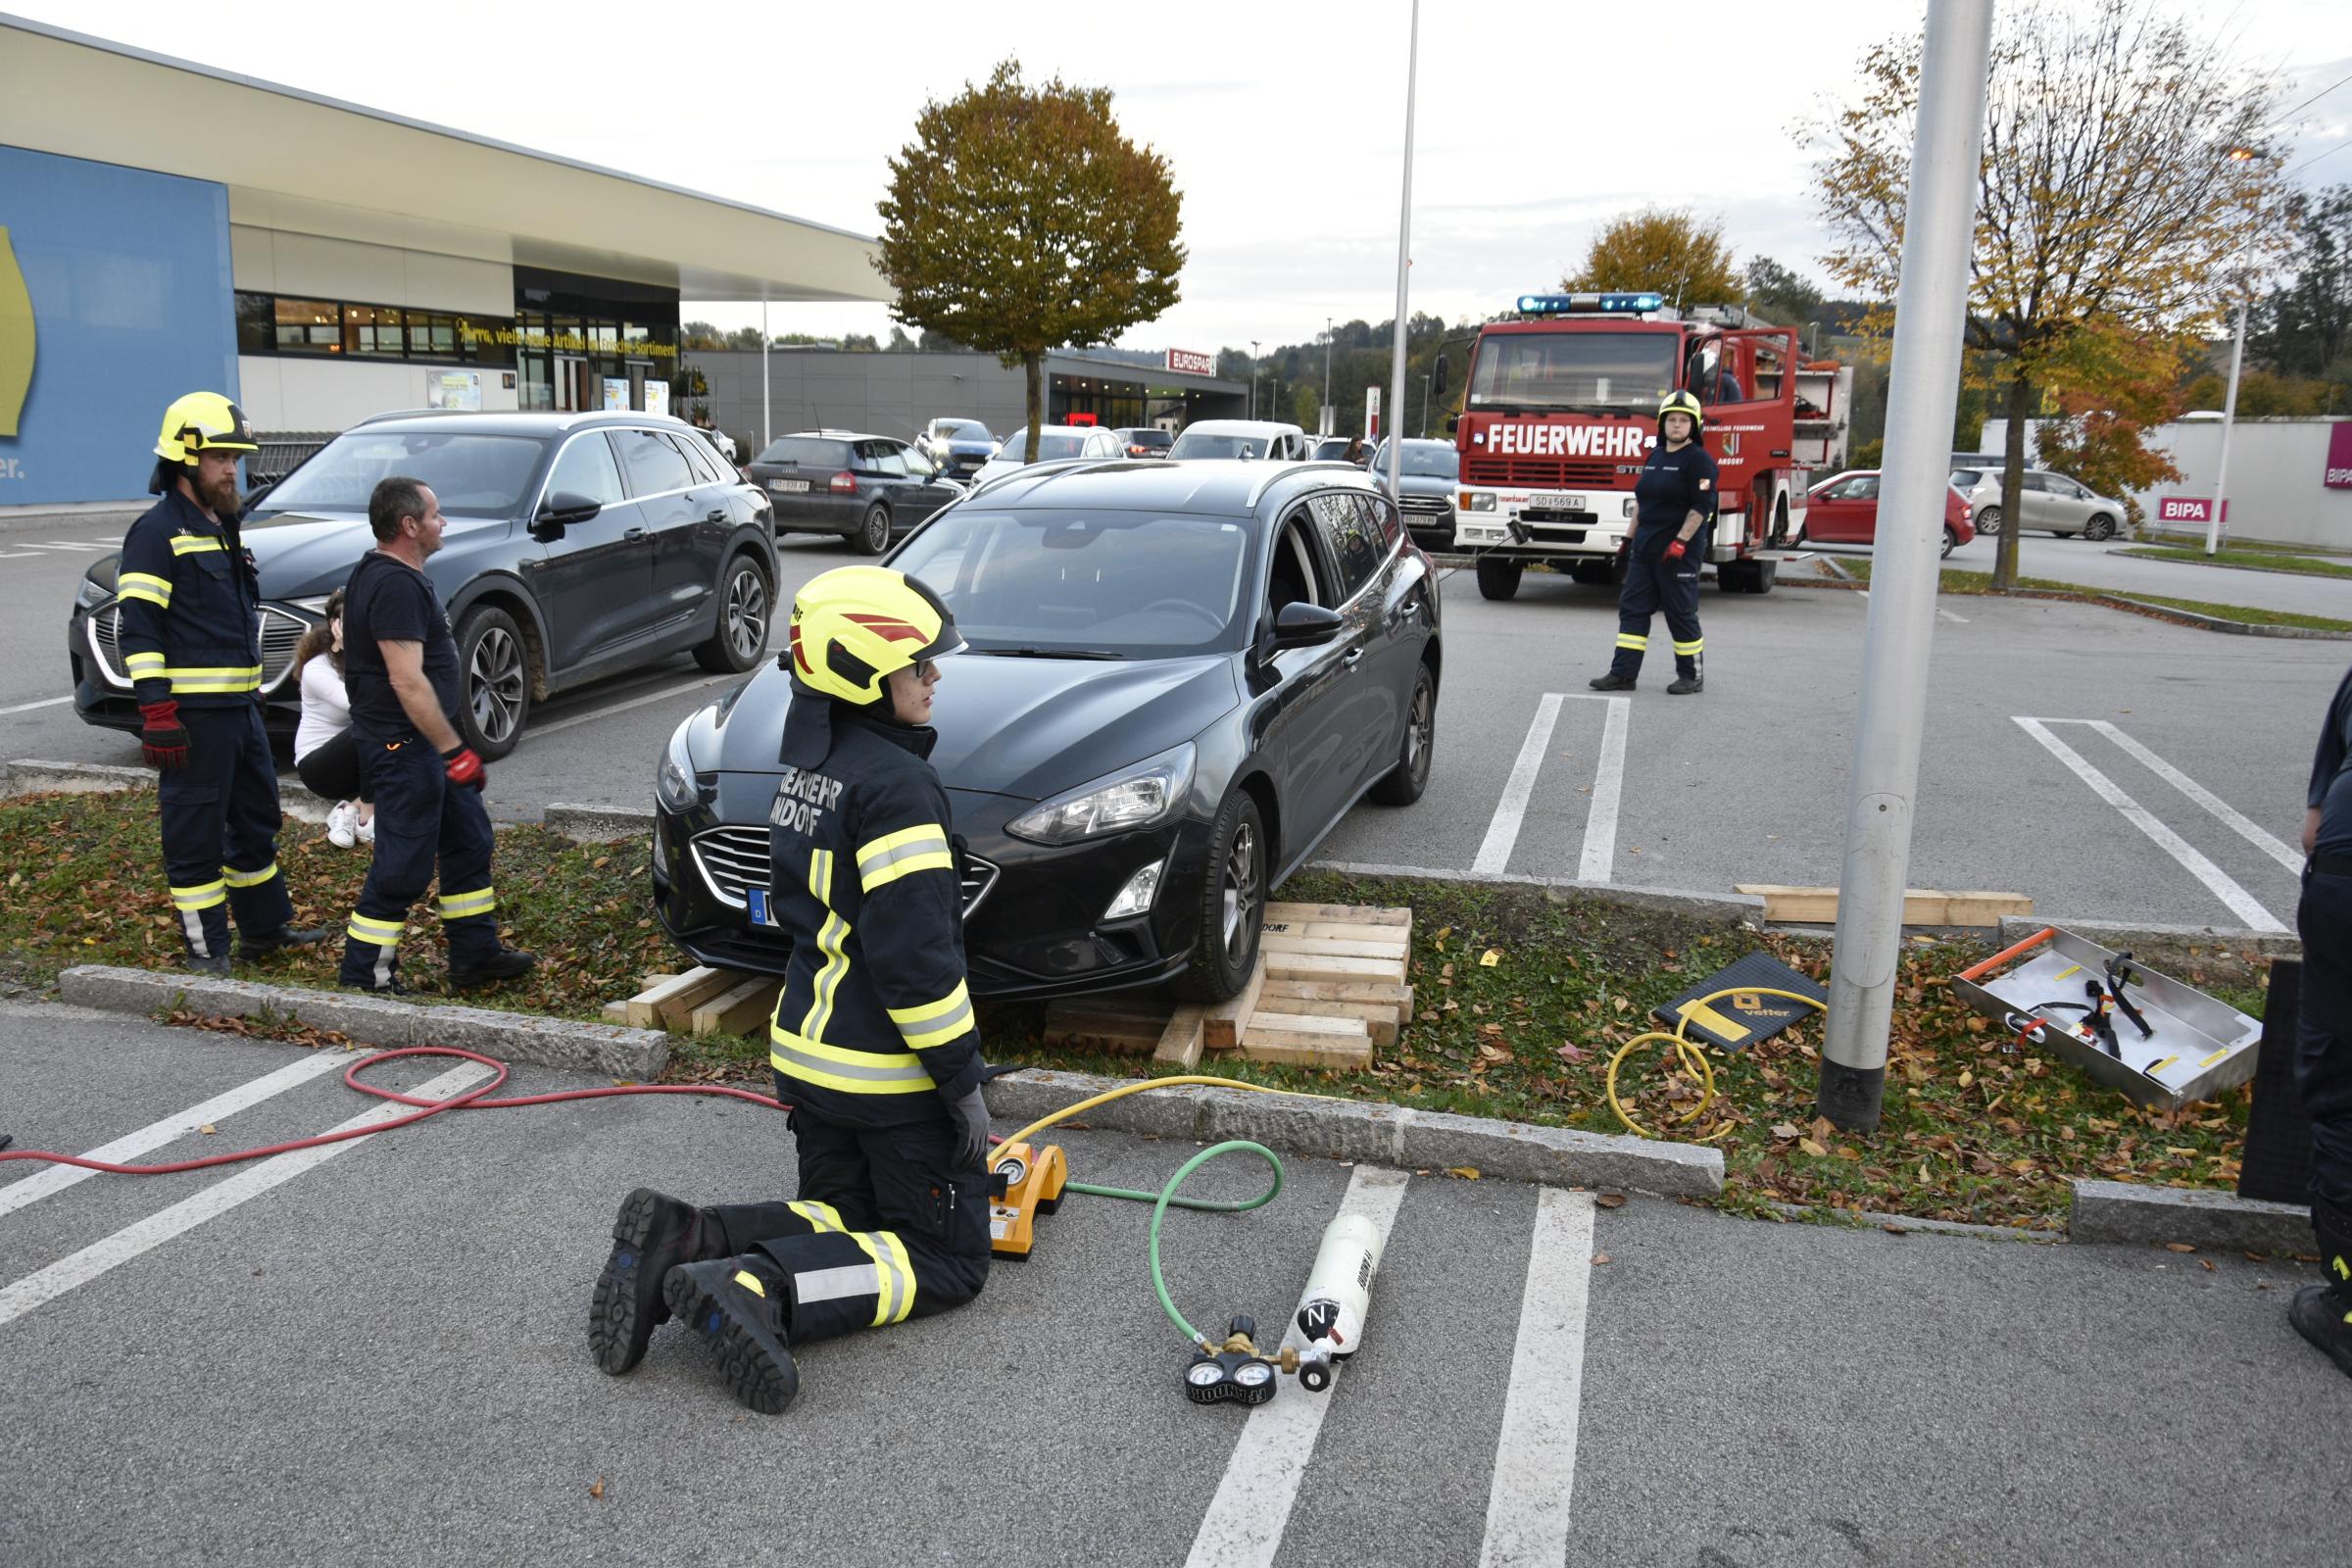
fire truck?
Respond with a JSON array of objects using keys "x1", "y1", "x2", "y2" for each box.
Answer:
[{"x1": 1449, "y1": 291, "x2": 1849, "y2": 598}]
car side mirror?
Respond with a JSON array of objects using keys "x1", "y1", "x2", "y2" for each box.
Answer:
[
  {"x1": 536, "y1": 489, "x2": 602, "y2": 538},
  {"x1": 1269, "y1": 602, "x2": 1344, "y2": 650}
]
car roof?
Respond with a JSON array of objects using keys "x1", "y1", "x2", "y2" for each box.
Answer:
[
  {"x1": 991, "y1": 424, "x2": 1104, "y2": 441},
  {"x1": 964, "y1": 457, "x2": 1374, "y2": 514},
  {"x1": 775, "y1": 429, "x2": 889, "y2": 443},
  {"x1": 1181, "y1": 419, "x2": 1306, "y2": 437},
  {"x1": 350, "y1": 409, "x2": 697, "y2": 437}
]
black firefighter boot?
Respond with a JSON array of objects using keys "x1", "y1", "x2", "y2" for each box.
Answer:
[
  {"x1": 2289, "y1": 1196, "x2": 2352, "y2": 1381},
  {"x1": 588, "y1": 1188, "x2": 721, "y2": 1375},
  {"x1": 664, "y1": 1254, "x2": 801, "y2": 1415}
]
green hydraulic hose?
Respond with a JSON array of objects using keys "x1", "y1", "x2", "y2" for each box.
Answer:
[{"x1": 1064, "y1": 1140, "x2": 1285, "y2": 1348}]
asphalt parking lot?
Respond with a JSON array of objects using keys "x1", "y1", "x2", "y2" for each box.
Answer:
[{"x1": 2, "y1": 1003, "x2": 2341, "y2": 1567}]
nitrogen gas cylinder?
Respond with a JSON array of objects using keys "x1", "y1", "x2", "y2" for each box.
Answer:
[{"x1": 1294, "y1": 1210, "x2": 1385, "y2": 1373}]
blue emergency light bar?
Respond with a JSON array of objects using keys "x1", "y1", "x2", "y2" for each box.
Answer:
[{"x1": 1515, "y1": 292, "x2": 1665, "y2": 316}]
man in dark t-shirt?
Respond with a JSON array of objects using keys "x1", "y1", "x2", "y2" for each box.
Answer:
[
  {"x1": 2292, "y1": 660, "x2": 2352, "y2": 1380},
  {"x1": 336, "y1": 475, "x2": 535, "y2": 994}
]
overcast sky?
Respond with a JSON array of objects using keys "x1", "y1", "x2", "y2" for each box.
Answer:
[{"x1": 23, "y1": 0, "x2": 2352, "y2": 354}]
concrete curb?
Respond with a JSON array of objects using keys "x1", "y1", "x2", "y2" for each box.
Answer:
[
  {"x1": 1767, "y1": 1201, "x2": 2063, "y2": 1244},
  {"x1": 1305, "y1": 859, "x2": 1765, "y2": 928},
  {"x1": 56, "y1": 963, "x2": 668, "y2": 1080},
  {"x1": 9, "y1": 758, "x2": 338, "y2": 823},
  {"x1": 545, "y1": 802, "x2": 657, "y2": 842},
  {"x1": 985, "y1": 1066, "x2": 1724, "y2": 1198},
  {"x1": 2069, "y1": 1178, "x2": 2311, "y2": 1253},
  {"x1": 2109, "y1": 548, "x2": 2352, "y2": 584},
  {"x1": 1994, "y1": 914, "x2": 2295, "y2": 984}
]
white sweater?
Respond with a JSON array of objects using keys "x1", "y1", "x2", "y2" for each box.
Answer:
[{"x1": 294, "y1": 655, "x2": 352, "y2": 762}]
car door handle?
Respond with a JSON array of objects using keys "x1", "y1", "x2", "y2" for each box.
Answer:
[
  {"x1": 706, "y1": 508, "x2": 727, "y2": 523},
  {"x1": 624, "y1": 526, "x2": 648, "y2": 542},
  {"x1": 1342, "y1": 647, "x2": 1365, "y2": 667}
]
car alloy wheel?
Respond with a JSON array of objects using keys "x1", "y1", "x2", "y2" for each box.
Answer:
[
  {"x1": 2084, "y1": 514, "x2": 2117, "y2": 542},
  {"x1": 1942, "y1": 526, "x2": 1959, "y2": 559},
  {"x1": 727, "y1": 567, "x2": 768, "y2": 661},
  {"x1": 1975, "y1": 505, "x2": 2003, "y2": 535},
  {"x1": 1219, "y1": 820, "x2": 1259, "y2": 964},
  {"x1": 1176, "y1": 790, "x2": 1265, "y2": 1004},
  {"x1": 855, "y1": 504, "x2": 890, "y2": 555},
  {"x1": 1370, "y1": 664, "x2": 1435, "y2": 806},
  {"x1": 454, "y1": 602, "x2": 530, "y2": 759}
]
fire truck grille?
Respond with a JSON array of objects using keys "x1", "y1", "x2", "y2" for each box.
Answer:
[{"x1": 1464, "y1": 457, "x2": 1623, "y2": 488}]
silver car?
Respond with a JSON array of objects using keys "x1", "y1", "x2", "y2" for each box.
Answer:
[{"x1": 1949, "y1": 464, "x2": 2127, "y2": 541}]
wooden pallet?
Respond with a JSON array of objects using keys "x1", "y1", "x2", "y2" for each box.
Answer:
[{"x1": 1043, "y1": 903, "x2": 1413, "y2": 1071}]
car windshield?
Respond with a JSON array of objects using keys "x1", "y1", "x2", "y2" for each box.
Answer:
[
  {"x1": 1124, "y1": 430, "x2": 1172, "y2": 447},
  {"x1": 757, "y1": 437, "x2": 853, "y2": 466},
  {"x1": 996, "y1": 434, "x2": 1089, "y2": 463},
  {"x1": 1169, "y1": 431, "x2": 1270, "y2": 460},
  {"x1": 939, "y1": 420, "x2": 992, "y2": 441},
  {"x1": 262, "y1": 430, "x2": 543, "y2": 516},
  {"x1": 891, "y1": 507, "x2": 1250, "y2": 657},
  {"x1": 1381, "y1": 444, "x2": 1458, "y2": 479},
  {"x1": 1467, "y1": 331, "x2": 1678, "y2": 412},
  {"x1": 1950, "y1": 468, "x2": 1982, "y2": 487}
]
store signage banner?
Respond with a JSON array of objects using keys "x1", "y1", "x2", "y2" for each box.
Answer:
[
  {"x1": 0, "y1": 147, "x2": 238, "y2": 506},
  {"x1": 644, "y1": 380, "x2": 669, "y2": 416},
  {"x1": 1164, "y1": 348, "x2": 1214, "y2": 375},
  {"x1": 426, "y1": 370, "x2": 481, "y2": 412},
  {"x1": 2327, "y1": 421, "x2": 2352, "y2": 489},
  {"x1": 2155, "y1": 495, "x2": 2228, "y2": 524},
  {"x1": 602, "y1": 377, "x2": 630, "y2": 412}
]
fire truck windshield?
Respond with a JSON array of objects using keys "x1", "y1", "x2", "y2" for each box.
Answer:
[{"x1": 1466, "y1": 332, "x2": 1678, "y2": 414}]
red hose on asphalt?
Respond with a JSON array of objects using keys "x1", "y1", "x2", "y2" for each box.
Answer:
[{"x1": 0, "y1": 1046, "x2": 788, "y2": 1177}]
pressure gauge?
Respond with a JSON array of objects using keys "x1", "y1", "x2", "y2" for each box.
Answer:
[{"x1": 1186, "y1": 1361, "x2": 1227, "y2": 1389}]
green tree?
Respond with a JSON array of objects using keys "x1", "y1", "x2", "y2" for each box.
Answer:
[
  {"x1": 2180, "y1": 367, "x2": 2341, "y2": 416},
  {"x1": 1813, "y1": 0, "x2": 2286, "y2": 589},
  {"x1": 1565, "y1": 207, "x2": 1743, "y2": 308},
  {"x1": 723, "y1": 325, "x2": 764, "y2": 351},
  {"x1": 886, "y1": 326, "x2": 917, "y2": 352},
  {"x1": 681, "y1": 319, "x2": 727, "y2": 351},
  {"x1": 877, "y1": 61, "x2": 1186, "y2": 460},
  {"x1": 2251, "y1": 184, "x2": 2352, "y2": 386},
  {"x1": 1743, "y1": 257, "x2": 1824, "y2": 329}
]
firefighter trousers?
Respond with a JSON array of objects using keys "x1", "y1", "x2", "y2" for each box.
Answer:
[
  {"x1": 703, "y1": 1104, "x2": 990, "y2": 1343},
  {"x1": 1611, "y1": 550, "x2": 1704, "y2": 681},
  {"x1": 2297, "y1": 865, "x2": 2352, "y2": 1211},
  {"x1": 338, "y1": 736, "x2": 502, "y2": 988},
  {"x1": 159, "y1": 702, "x2": 292, "y2": 960}
]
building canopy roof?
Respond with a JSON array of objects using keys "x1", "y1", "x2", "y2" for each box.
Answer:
[{"x1": 0, "y1": 14, "x2": 885, "y2": 304}]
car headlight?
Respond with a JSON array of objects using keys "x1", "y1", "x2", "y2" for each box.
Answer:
[
  {"x1": 656, "y1": 722, "x2": 699, "y2": 812},
  {"x1": 76, "y1": 574, "x2": 111, "y2": 610},
  {"x1": 1102, "y1": 858, "x2": 1167, "y2": 920},
  {"x1": 1006, "y1": 743, "x2": 1195, "y2": 846},
  {"x1": 1461, "y1": 491, "x2": 1494, "y2": 512}
]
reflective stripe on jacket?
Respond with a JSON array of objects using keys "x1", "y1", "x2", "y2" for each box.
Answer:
[{"x1": 115, "y1": 489, "x2": 266, "y2": 706}]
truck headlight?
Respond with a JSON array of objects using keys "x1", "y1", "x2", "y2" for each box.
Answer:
[
  {"x1": 1007, "y1": 742, "x2": 1195, "y2": 846},
  {"x1": 1460, "y1": 492, "x2": 1495, "y2": 512},
  {"x1": 1621, "y1": 497, "x2": 1636, "y2": 517},
  {"x1": 656, "y1": 722, "x2": 699, "y2": 812}
]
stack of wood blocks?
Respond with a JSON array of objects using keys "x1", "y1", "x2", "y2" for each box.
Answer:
[
  {"x1": 1040, "y1": 902, "x2": 1413, "y2": 1071},
  {"x1": 605, "y1": 967, "x2": 780, "y2": 1036}
]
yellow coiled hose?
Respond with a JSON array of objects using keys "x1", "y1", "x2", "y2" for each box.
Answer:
[{"x1": 1604, "y1": 986, "x2": 1828, "y2": 1140}]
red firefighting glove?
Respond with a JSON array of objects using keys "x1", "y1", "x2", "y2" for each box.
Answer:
[
  {"x1": 138, "y1": 701, "x2": 189, "y2": 770},
  {"x1": 441, "y1": 745, "x2": 486, "y2": 791},
  {"x1": 1664, "y1": 539, "x2": 1688, "y2": 562}
]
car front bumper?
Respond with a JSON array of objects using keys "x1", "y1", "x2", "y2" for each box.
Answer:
[{"x1": 67, "y1": 599, "x2": 306, "y2": 739}]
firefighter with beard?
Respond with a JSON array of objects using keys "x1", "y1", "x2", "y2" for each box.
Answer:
[
  {"x1": 116, "y1": 393, "x2": 323, "y2": 973},
  {"x1": 1591, "y1": 389, "x2": 1716, "y2": 696},
  {"x1": 588, "y1": 565, "x2": 990, "y2": 1414}
]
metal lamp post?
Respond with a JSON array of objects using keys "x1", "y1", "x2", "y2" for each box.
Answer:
[
  {"x1": 1250, "y1": 340, "x2": 1260, "y2": 421},
  {"x1": 1384, "y1": 0, "x2": 1421, "y2": 505}
]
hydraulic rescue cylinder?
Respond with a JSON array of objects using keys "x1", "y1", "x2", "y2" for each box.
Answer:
[{"x1": 1293, "y1": 1210, "x2": 1385, "y2": 1393}]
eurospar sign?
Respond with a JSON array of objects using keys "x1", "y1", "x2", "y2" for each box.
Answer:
[{"x1": 1164, "y1": 348, "x2": 1215, "y2": 375}]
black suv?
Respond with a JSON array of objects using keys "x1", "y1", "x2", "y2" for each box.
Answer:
[
  {"x1": 69, "y1": 410, "x2": 776, "y2": 760},
  {"x1": 745, "y1": 430, "x2": 965, "y2": 554}
]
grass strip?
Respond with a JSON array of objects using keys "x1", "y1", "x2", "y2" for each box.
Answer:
[
  {"x1": 1843, "y1": 560, "x2": 2352, "y2": 633},
  {"x1": 2112, "y1": 546, "x2": 2352, "y2": 580},
  {"x1": 0, "y1": 792, "x2": 2269, "y2": 1233}
]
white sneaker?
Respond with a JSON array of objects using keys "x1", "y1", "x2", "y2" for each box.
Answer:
[
  {"x1": 325, "y1": 802, "x2": 358, "y2": 849},
  {"x1": 357, "y1": 814, "x2": 375, "y2": 846}
]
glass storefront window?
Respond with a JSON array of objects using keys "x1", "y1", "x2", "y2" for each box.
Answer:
[
  {"x1": 407, "y1": 311, "x2": 458, "y2": 361},
  {"x1": 344, "y1": 304, "x2": 405, "y2": 358},
  {"x1": 275, "y1": 298, "x2": 343, "y2": 354},
  {"x1": 234, "y1": 292, "x2": 273, "y2": 356},
  {"x1": 458, "y1": 316, "x2": 514, "y2": 367}
]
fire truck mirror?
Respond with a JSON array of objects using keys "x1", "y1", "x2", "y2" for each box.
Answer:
[
  {"x1": 1432, "y1": 354, "x2": 1449, "y2": 400},
  {"x1": 1445, "y1": 413, "x2": 1459, "y2": 435}
]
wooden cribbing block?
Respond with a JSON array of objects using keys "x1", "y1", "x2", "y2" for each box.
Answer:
[
  {"x1": 1735, "y1": 885, "x2": 2034, "y2": 928},
  {"x1": 1265, "y1": 949, "x2": 1407, "y2": 985},
  {"x1": 1152, "y1": 1004, "x2": 1209, "y2": 1070},
  {"x1": 1043, "y1": 998, "x2": 1167, "y2": 1055},
  {"x1": 1256, "y1": 986, "x2": 1400, "y2": 1049},
  {"x1": 635, "y1": 971, "x2": 680, "y2": 992},
  {"x1": 1239, "y1": 1012, "x2": 1374, "y2": 1069},
  {"x1": 1299, "y1": 921, "x2": 1412, "y2": 945},
  {"x1": 691, "y1": 974, "x2": 783, "y2": 1038},
  {"x1": 1203, "y1": 953, "x2": 1270, "y2": 1052},
  {"x1": 1263, "y1": 903, "x2": 1410, "y2": 927},
  {"x1": 627, "y1": 966, "x2": 738, "y2": 1029},
  {"x1": 602, "y1": 1000, "x2": 629, "y2": 1023},
  {"x1": 1260, "y1": 931, "x2": 1409, "y2": 961}
]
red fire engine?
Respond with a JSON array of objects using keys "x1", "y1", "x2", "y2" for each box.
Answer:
[{"x1": 1449, "y1": 291, "x2": 1847, "y2": 599}]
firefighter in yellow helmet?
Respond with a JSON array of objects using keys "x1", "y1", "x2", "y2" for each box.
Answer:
[
  {"x1": 116, "y1": 394, "x2": 323, "y2": 973},
  {"x1": 1592, "y1": 388, "x2": 1717, "y2": 696},
  {"x1": 589, "y1": 565, "x2": 989, "y2": 1413}
]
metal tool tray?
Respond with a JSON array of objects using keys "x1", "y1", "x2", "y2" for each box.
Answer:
[{"x1": 1952, "y1": 927, "x2": 2262, "y2": 1109}]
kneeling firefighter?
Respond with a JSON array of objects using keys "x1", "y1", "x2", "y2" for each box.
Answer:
[
  {"x1": 1592, "y1": 389, "x2": 1716, "y2": 697},
  {"x1": 589, "y1": 565, "x2": 992, "y2": 1413}
]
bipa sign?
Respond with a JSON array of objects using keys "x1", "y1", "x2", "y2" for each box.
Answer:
[
  {"x1": 2327, "y1": 421, "x2": 2352, "y2": 489},
  {"x1": 1164, "y1": 348, "x2": 1215, "y2": 375},
  {"x1": 2156, "y1": 496, "x2": 2229, "y2": 525}
]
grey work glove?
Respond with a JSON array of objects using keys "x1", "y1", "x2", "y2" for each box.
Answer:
[{"x1": 942, "y1": 1084, "x2": 991, "y2": 1171}]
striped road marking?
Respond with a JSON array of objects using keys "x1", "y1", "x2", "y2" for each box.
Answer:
[
  {"x1": 0, "y1": 1049, "x2": 353, "y2": 1219},
  {"x1": 0, "y1": 694, "x2": 73, "y2": 715},
  {"x1": 0, "y1": 1062, "x2": 492, "y2": 1329},
  {"x1": 2068, "y1": 719, "x2": 2305, "y2": 874},
  {"x1": 1478, "y1": 1187, "x2": 1599, "y2": 1567},
  {"x1": 1474, "y1": 693, "x2": 1631, "y2": 880},
  {"x1": 1183, "y1": 1164, "x2": 1413, "y2": 1568}
]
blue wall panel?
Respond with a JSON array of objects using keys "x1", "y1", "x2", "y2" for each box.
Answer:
[{"x1": 0, "y1": 145, "x2": 238, "y2": 507}]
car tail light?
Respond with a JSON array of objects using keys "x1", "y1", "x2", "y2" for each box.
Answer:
[
  {"x1": 829, "y1": 470, "x2": 858, "y2": 495},
  {"x1": 1128, "y1": 445, "x2": 1151, "y2": 458}
]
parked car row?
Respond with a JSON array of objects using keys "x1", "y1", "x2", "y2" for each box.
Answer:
[
  {"x1": 1947, "y1": 461, "x2": 2126, "y2": 540},
  {"x1": 1801, "y1": 469, "x2": 1975, "y2": 557}
]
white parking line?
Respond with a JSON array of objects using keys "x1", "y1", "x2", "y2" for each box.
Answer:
[
  {"x1": 1579, "y1": 696, "x2": 1631, "y2": 883},
  {"x1": 1856, "y1": 589, "x2": 1966, "y2": 624},
  {"x1": 1473, "y1": 693, "x2": 1562, "y2": 875},
  {"x1": 2013, "y1": 717, "x2": 2286, "y2": 932},
  {"x1": 527, "y1": 671, "x2": 741, "y2": 738},
  {"x1": 0, "y1": 1062, "x2": 492, "y2": 1328},
  {"x1": 1183, "y1": 1165, "x2": 1413, "y2": 1568},
  {"x1": 0, "y1": 694, "x2": 73, "y2": 715},
  {"x1": 2071, "y1": 719, "x2": 2305, "y2": 874},
  {"x1": 1478, "y1": 1187, "x2": 1597, "y2": 1567},
  {"x1": 0, "y1": 1050, "x2": 353, "y2": 1220}
]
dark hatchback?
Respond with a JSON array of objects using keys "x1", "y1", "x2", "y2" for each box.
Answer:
[
  {"x1": 1367, "y1": 438, "x2": 1461, "y2": 547},
  {"x1": 746, "y1": 431, "x2": 964, "y2": 555},
  {"x1": 651, "y1": 458, "x2": 1443, "y2": 1002},
  {"x1": 69, "y1": 411, "x2": 775, "y2": 759}
]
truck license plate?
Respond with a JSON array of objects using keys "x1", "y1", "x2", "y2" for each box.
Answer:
[
  {"x1": 1528, "y1": 491, "x2": 1585, "y2": 510},
  {"x1": 768, "y1": 478, "x2": 810, "y2": 494}
]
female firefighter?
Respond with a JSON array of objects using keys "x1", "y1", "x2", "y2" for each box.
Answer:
[
  {"x1": 1591, "y1": 389, "x2": 1716, "y2": 696},
  {"x1": 588, "y1": 565, "x2": 991, "y2": 1414}
]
